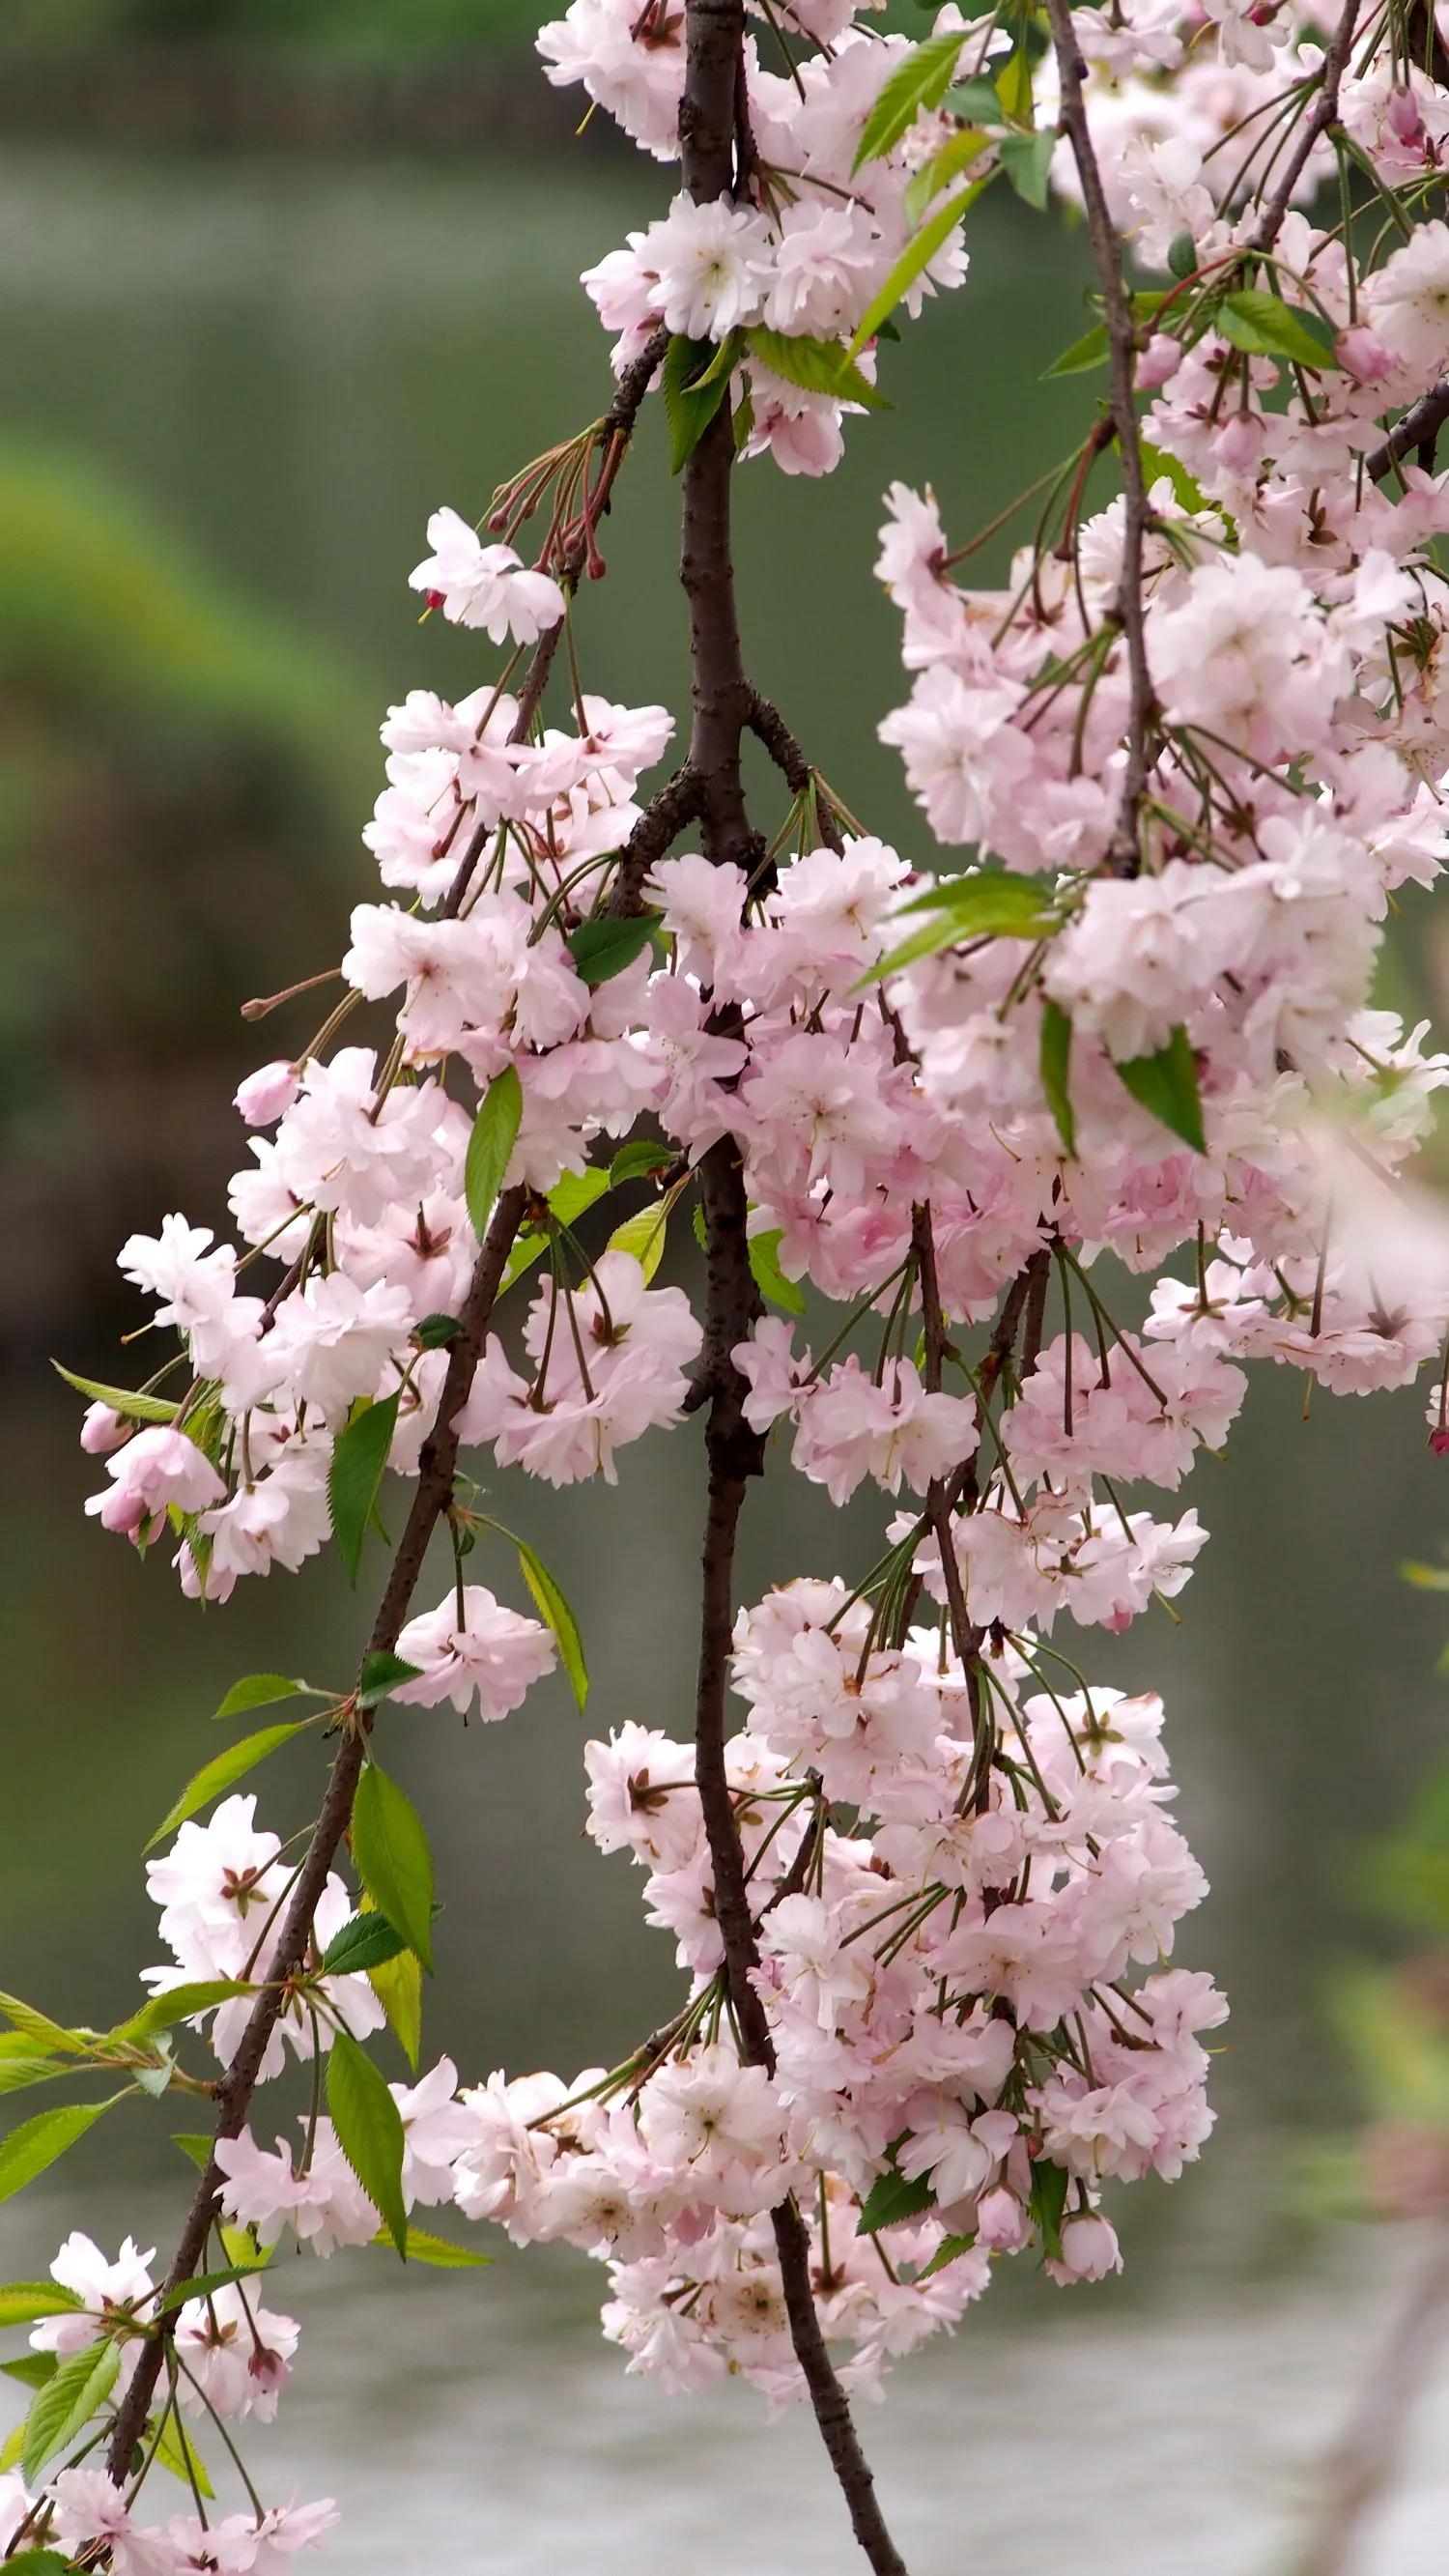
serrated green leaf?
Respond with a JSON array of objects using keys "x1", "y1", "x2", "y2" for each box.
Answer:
[
  {"x1": 356, "y1": 1650, "x2": 422, "y2": 1711},
  {"x1": 144, "y1": 1723, "x2": 313, "y2": 1854},
  {"x1": 0, "y1": 2101, "x2": 116, "y2": 2208},
  {"x1": 412, "y1": 1311, "x2": 462, "y2": 1349},
  {"x1": 1216, "y1": 288, "x2": 1339, "y2": 370},
  {"x1": 328, "y1": 1393, "x2": 400, "y2": 1589},
  {"x1": 51, "y1": 1361, "x2": 180, "y2": 1425},
  {"x1": 1029, "y1": 2156, "x2": 1069, "y2": 2260},
  {"x1": 499, "y1": 1169, "x2": 611, "y2": 1295},
  {"x1": 102, "y1": 1982, "x2": 251, "y2": 2047},
  {"x1": 510, "y1": 1529, "x2": 588, "y2": 1712},
  {"x1": 153, "y1": 2408, "x2": 214, "y2": 2499},
  {"x1": 1138, "y1": 438, "x2": 1206, "y2": 513},
  {"x1": 943, "y1": 75, "x2": 1006, "y2": 123},
  {"x1": 915, "y1": 2231, "x2": 977, "y2": 2279},
  {"x1": 859, "y1": 2164, "x2": 936, "y2": 2233},
  {"x1": 213, "y1": 1673, "x2": 327, "y2": 1723},
  {"x1": 904, "y1": 126, "x2": 989, "y2": 225},
  {"x1": 370, "y1": 2225, "x2": 491, "y2": 2269},
  {"x1": 326, "y1": 2034, "x2": 408, "y2": 2259},
  {"x1": 368, "y1": 1942, "x2": 422, "y2": 2075},
  {"x1": 0, "y1": 2055, "x2": 67, "y2": 2102},
  {"x1": 0, "y1": 2283, "x2": 83, "y2": 2328},
  {"x1": 1114, "y1": 1025, "x2": 1207, "y2": 1153},
  {"x1": 994, "y1": 43, "x2": 1034, "y2": 126},
  {"x1": 743, "y1": 327, "x2": 888, "y2": 413},
  {"x1": 1040, "y1": 998, "x2": 1076, "y2": 1157},
  {"x1": 155, "y1": 2260, "x2": 271, "y2": 2317},
  {"x1": 609, "y1": 1139, "x2": 674, "y2": 1188},
  {"x1": 4, "y1": 2549, "x2": 72, "y2": 2571},
  {"x1": 1044, "y1": 321, "x2": 1109, "y2": 379},
  {"x1": 0, "y1": 2354, "x2": 59, "y2": 2390},
  {"x1": 352, "y1": 1764, "x2": 436, "y2": 1975},
  {"x1": 663, "y1": 332, "x2": 733, "y2": 475},
  {"x1": 465, "y1": 1065, "x2": 524, "y2": 1244},
  {"x1": 22, "y1": 2335, "x2": 122, "y2": 2484},
  {"x1": 853, "y1": 27, "x2": 969, "y2": 168},
  {"x1": 172, "y1": 2132, "x2": 213, "y2": 2171},
  {"x1": 999, "y1": 128, "x2": 1055, "y2": 210},
  {"x1": 607, "y1": 1199, "x2": 669, "y2": 1285},
  {"x1": 748, "y1": 1230, "x2": 806, "y2": 1319},
  {"x1": 321, "y1": 1909, "x2": 408, "y2": 1979},
  {"x1": 566, "y1": 912, "x2": 660, "y2": 987},
  {"x1": 847, "y1": 179, "x2": 989, "y2": 358},
  {"x1": 0, "y1": 1996, "x2": 92, "y2": 2057}
]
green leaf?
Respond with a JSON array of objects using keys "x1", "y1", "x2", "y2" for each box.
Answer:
[
  {"x1": 1040, "y1": 998, "x2": 1076, "y2": 1157},
  {"x1": 0, "y1": 2354, "x2": 59, "y2": 2390},
  {"x1": 607, "y1": 1198, "x2": 669, "y2": 1285},
  {"x1": 499, "y1": 1168, "x2": 611, "y2": 1294},
  {"x1": 1043, "y1": 321, "x2": 1108, "y2": 379},
  {"x1": 0, "y1": 2283, "x2": 83, "y2": 2328},
  {"x1": 51, "y1": 1361, "x2": 180, "y2": 1425},
  {"x1": 356, "y1": 1650, "x2": 422, "y2": 1711},
  {"x1": 4, "y1": 2551, "x2": 73, "y2": 2572},
  {"x1": 172, "y1": 2132, "x2": 213, "y2": 2172},
  {"x1": 412, "y1": 1311, "x2": 462, "y2": 1349},
  {"x1": 1029, "y1": 2156, "x2": 1069, "y2": 2261},
  {"x1": 566, "y1": 912, "x2": 661, "y2": 987},
  {"x1": 320, "y1": 1909, "x2": 408, "y2": 1979},
  {"x1": 1138, "y1": 438, "x2": 1205, "y2": 513},
  {"x1": 327, "y1": 1392, "x2": 401, "y2": 1589},
  {"x1": 859, "y1": 2165, "x2": 936, "y2": 2233},
  {"x1": 154, "y1": 2261, "x2": 271, "y2": 2317},
  {"x1": 1167, "y1": 229, "x2": 1197, "y2": 279},
  {"x1": 943, "y1": 75, "x2": 1007, "y2": 123},
  {"x1": 994, "y1": 43, "x2": 1035, "y2": 126},
  {"x1": 863, "y1": 870, "x2": 1058, "y2": 985},
  {"x1": 22, "y1": 2335, "x2": 122, "y2": 2484},
  {"x1": 609, "y1": 1139, "x2": 674, "y2": 1188},
  {"x1": 662, "y1": 332, "x2": 733, "y2": 474},
  {"x1": 326, "y1": 2033, "x2": 408, "y2": 2260},
  {"x1": 0, "y1": 2054, "x2": 67, "y2": 2102},
  {"x1": 0, "y1": 1996, "x2": 93, "y2": 2057},
  {"x1": 152, "y1": 2409, "x2": 214, "y2": 2500},
  {"x1": 1403, "y1": 1560, "x2": 1449, "y2": 1591},
  {"x1": 853, "y1": 27, "x2": 969, "y2": 168},
  {"x1": 368, "y1": 1943, "x2": 422, "y2": 2075},
  {"x1": 144, "y1": 1722, "x2": 313, "y2": 1854},
  {"x1": 371, "y1": 2225, "x2": 491, "y2": 2269},
  {"x1": 465, "y1": 1065, "x2": 524, "y2": 1243},
  {"x1": 999, "y1": 128, "x2": 1055, "y2": 210},
  {"x1": 847, "y1": 179, "x2": 989, "y2": 358},
  {"x1": 0, "y1": 2101, "x2": 115, "y2": 2208},
  {"x1": 904, "y1": 126, "x2": 989, "y2": 225},
  {"x1": 506, "y1": 1527, "x2": 588, "y2": 1712},
  {"x1": 743, "y1": 327, "x2": 887, "y2": 413},
  {"x1": 1215, "y1": 288, "x2": 1339, "y2": 370},
  {"x1": 101, "y1": 1982, "x2": 252, "y2": 2046},
  {"x1": 748, "y1": 1230, "x2": 806, "y2": 1319},
  {"x1": 1114, "y1": 1024, "x2": 1207, "y2": 1153},
  {"x1": 352, "y1": 1763, "x2": 436, "y2": 1975},
  {"x1": 213, "y1": 1673, "x2": 327, "y2": 1722},
  {"x1": 915, "y1": 2232, "x2": 977, "y2": 2279}
]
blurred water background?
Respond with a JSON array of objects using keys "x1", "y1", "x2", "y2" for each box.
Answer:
[{"x1": 3, "y1": 10, "x2": 1449, "y2": 2568}]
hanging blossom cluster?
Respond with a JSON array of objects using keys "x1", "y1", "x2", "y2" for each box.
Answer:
[{"x1": 13, "y1": 0, "x2": 1449, "y2": 2562}]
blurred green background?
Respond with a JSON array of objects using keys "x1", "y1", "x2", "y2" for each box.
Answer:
[{"x1": 2, "y1": 8, "x2": 1449, "y2": 2570}]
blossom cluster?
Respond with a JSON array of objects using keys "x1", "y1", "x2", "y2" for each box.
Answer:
[{"x1": 35, "y1": 0, "x2": 1449, "y2": 2557}]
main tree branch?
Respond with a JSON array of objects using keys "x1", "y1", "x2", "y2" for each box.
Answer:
[{"x1": 678, "y1": 5, "x2": 909, "y2": 2568}]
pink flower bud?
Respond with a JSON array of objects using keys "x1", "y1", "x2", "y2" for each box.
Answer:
[
  {"x1": 1136, "y1": 332, "x2": 1182, "y2": 392},
  {"x1": 80, "y1": 1400, "x2": 130, "y2": 1455},
  {"x1": 975, "y1": 2187, "x2": 1030, "y2": 2252},
  {"x1": 1337, "y1": 325, "x2": 1396, "y2": 384},
  {"x1": 1387, "y1": 84, "x2": 1424, "y2": 144},
  {"x1": 1210, "y1": 413, "x2": 1266, "y2": 474},
  {"x1": 1431, "y1": 1423, "x2": 1449, "y2": 1457},
  {"x1": 235, "y1": 1060, "x2": 299, "y2": 1127},
  {"x1": 1050, "y1": 2213, "x2": 1122, "y2": 2282}
]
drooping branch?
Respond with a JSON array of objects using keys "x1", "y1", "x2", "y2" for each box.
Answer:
[
  {"x1": 105, "y1": 1182, "x2": 530, "y2": 2480},
  {"x1": 1043, "y1": 0, "x2": 1155, "y2": 876},
  {"x1": 1367, "y1": 376, "x2": 1449, "y2": 482},
  {"x1": 1250, "y1": 0, "x2": 1361, "y2": 256},
  {"x1": 675, "y1": 6, "x2": 910, "y2": 2567}
]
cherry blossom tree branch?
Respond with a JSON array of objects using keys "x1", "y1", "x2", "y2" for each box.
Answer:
[
  {"x1": 1043, "y1": 0, "x2": 1155, "y2": 876},
  {"x1": 1289, "y1": 2224, "x2": 1449, "y2": 2576},
  {"x1": 677, "y1": 5, "x2": 909, "y2": 2566},
  {"x1": 1367, "y1": 375, "x2": 1449, "y2": 481},
  {"x1": 104, "y1": 1182, "x2": 530, "y2": 2480}
]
